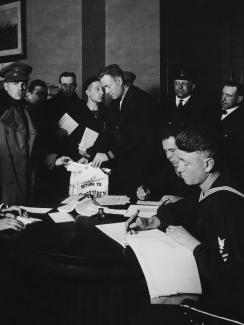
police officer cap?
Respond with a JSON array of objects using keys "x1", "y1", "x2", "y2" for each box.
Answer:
[
  {"x1": 174, "y1": 68, "x2": 195, "y2": 82},
  {"x1": 0, "y1": 62, "x2": 32, "y2": 82}
]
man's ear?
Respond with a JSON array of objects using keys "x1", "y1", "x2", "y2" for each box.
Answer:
[
  {"x1": 3, "y1": 82, "x2": 8, "y2": 92},
  {"x1": 116, "y1": 77, "x2": 123, "y2": 85},
  {"x1": 205, "y1": 157, "x2": 215, "y2": 172},
  {"x1": 58, "y1": 83, "x2": 61, "y2": 90},
  {"x1": 85, "y1": 89, "x2": 89, "y2": 97},
  {"x1": 191, "y1": 82, "x2": 196, "y2": 91},
  {"x1": 237, "y1": 95, "x2": 243, "y2": 104}
]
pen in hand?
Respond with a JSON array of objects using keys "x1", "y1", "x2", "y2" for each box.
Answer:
[{"x1": 126, "y1": 209, "x2": 140, "y2": 234}]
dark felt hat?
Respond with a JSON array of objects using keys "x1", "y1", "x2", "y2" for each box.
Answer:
[
  {"x1": 123, "y1": 71, "x2": 136, "y2": 84},
  {"x1": 0, "y1": 62, "x2": 32, "y2": 82},
  {"x1": 173, "y1": 68, "x2": 195, "y2": 82}
]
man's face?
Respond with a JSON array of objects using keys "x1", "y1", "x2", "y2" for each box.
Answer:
[
  {"x1": 87, "y1": 81, "x2": 103, "y2": 103},
  {"x1": 162, "y1": 136, "x2": 179, "y2": 168},
  {"x1": 174, "y1": 79, "x2": 195, "y2": 99},
  {"x1": 221, "y1": 86, "x2": 239, "y2": 110},
  {"x1": 177, "y1": 149, "x2": 209, "y2": 185},
  {"x1": 100, "y1": 74, "x2": 123, "y2": 99},
  {"x1": 27, "y1": 86, "x2": 47, "y2": 105},
  {"x1": 59, "y1": 76, "x2": 76, "y2": 97},
  {"x1": 4, "y1": 81, "x2": 27, "y2": 100}
]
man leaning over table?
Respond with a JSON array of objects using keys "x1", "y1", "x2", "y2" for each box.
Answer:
[{"x1": 126, "y1": 125, "x2": 244, "y2": 320}]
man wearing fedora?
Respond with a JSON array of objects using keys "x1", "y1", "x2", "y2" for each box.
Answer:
[{"x1": 0, "y1": 62, "x2": 38, "y2": 205}]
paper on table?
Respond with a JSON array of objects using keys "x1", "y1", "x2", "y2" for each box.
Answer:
[
  {"x1": 96, "y1": 222, "x2": 202, "y2": 298},
  {"x1": 96, "y1": 222, "x2": 128, "y2": 248},
  {"x1": 124, "y1": 205, "x2": 158, "y2": 218},
  {"x1": 17, "y1": 216, "x2": 42, "y2": 225},
  {"x1": 49, "y1": 212, "x2": 75, "y2": 223},
  {"x1": 20, "y1": 206, "x2": 52, "y2": 214},
  {"x1": 58, "y1": 113, "x2": 79, "y2": 135},
  {"x1": 137, "y1": 200, "x2": 162, "y2": 206},
  {"x1": 127, "y1": 230, "x2": 202, "y2": 298},
  {"x1": 78, "y1": 127, "x2": 99, "y2": 151},
  {"x1": 96, "y1": 195, "x2": 130, "y2": 206}
]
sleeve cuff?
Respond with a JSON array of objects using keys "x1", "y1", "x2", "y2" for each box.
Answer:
[{"x1": 106, "y1": 150, "x2": 115, "y2": 159}]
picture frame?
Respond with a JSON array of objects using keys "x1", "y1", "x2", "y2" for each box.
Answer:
[{"x1": 0, "y1": 0, "x2": 26, "y2": 63}]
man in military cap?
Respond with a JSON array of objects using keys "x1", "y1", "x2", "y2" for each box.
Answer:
[
  {"x1": 0, "y1": 61, "x2": 37, "y2": 205},
  {"x1": 164, "y1": 67, "x2": 209, "y2": 128}
]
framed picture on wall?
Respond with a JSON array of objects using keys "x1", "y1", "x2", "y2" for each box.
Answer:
[{"x1": 0, "y1": 0, "x2": 26, "y2": 63}]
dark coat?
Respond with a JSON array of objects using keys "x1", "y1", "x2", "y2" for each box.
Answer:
[
  {"x1": 165, "y1": 91, "x2": 212, "y2": 128},
  {"x1": 90, "y1": 85, "x2": 161, "y2": 195},
  {"x1": 0, "y1": 90, "x2": 37, "y2": 205},
  {"x1": 216, "y1": 105, "x2": 244, "y2": 190}
]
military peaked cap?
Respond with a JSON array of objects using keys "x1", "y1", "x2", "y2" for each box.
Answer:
[{"x1": 0, "y1": 62, "x2": 32, "y2": 82}]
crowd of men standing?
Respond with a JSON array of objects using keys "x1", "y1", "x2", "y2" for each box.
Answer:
[{"x1": 0, "y1": 62, "x2": 244, "y2": 207}]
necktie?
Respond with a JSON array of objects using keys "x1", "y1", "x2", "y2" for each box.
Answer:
[
  {"x1": 178, "y1": 99, "x2": 184, "y2": 109},
  {"x1": 222, "y1": 109, "x2": 228, "y2": 116}
]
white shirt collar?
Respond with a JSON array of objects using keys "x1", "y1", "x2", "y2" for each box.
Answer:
[
  {"x1": 119, "y1": 86, "x2": 129, "y2": 110},
  {"x1": 221, "y1": 106, "x2": 239, "y2": 120},
  {"x1": 176, "y1": 95, "x2": 191, "y2": 107}
]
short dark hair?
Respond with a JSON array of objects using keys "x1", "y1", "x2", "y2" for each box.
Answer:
[
  {"x1": 98, "y1": 64, "x2": 124, "y2": 82},
  {"x1": 28, "y1": 79, "x2": 47, "y2": 93},
  {"x1": 161, "y1": 126, "x2": 179, "y2": 141},
  {"x1": 59, "y1": 72, "x2": 76, "y2": 84},
  {"x1": 223, "y1": 81, "x2": 243, "y2": 96},
  {"x1": 176, "y1": 125, "x2": 221, "y2": 171},
  {"x1": 82, "y1": 76, "x2": 99, "y2": 92}
]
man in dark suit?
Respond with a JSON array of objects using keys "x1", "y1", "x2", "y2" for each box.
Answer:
[
  {"x1": 218, "y1": 81, "x2": 244, "y2": 190},
  {"x1": 165, "y1": 68, "x2": 208, "y2": 128},
  {"x1": 88, "y1": 64, "x2": 159, "y2": 196}
]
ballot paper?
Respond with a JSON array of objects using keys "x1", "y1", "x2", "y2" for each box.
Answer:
[
  {"x1": 96, "y1": 222, "x2": 202, "y2": 298},
  {"x1": 20, "y1": 206, "x2": 52, "y2": 214},
  {"x1": 17, "y1": 216, "x2": 42, "y2": 225},
  {"x1": 124, "y1": 205, "x2": 158, "y2": 218},
  {"x1": 78, "y1": 127, "x2": 99, "y2": 151},
  {"x1": 95, "y1": 195, "x2": 130, "y2": 206},
  {"x1": 58, "y1": 113, "x2": 79, "y2": 135},
  {"x1": 49, "y1": 212, "x2": 75, "y2": 223}
]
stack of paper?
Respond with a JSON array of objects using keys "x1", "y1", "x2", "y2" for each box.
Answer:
[
  {"x1": 124, "y1": 204, "x2": 158, "y2": 218},
  {"x1": 49, "y1": 212, "x2": 75, "y2": 223},
  {"x1": 17, "y1": 216, "x2": 42, "y2": 225},
  {"x1": 95, "y1": 195, "x2": 130, "y2": 206},
  {"x1": 96, "y1": 222, "x2": 202, "y2": 298}
]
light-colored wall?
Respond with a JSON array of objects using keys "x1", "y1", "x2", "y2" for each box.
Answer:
[
  {"x1": 25, "y1": 0, "x2": 82, "y2": 93},
  {"x1": 1, "y1": 0, "x2": 160, "y2": 97},
  {"x1": 105, "y1": 0, "x2": 160, "y2": 97}
]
